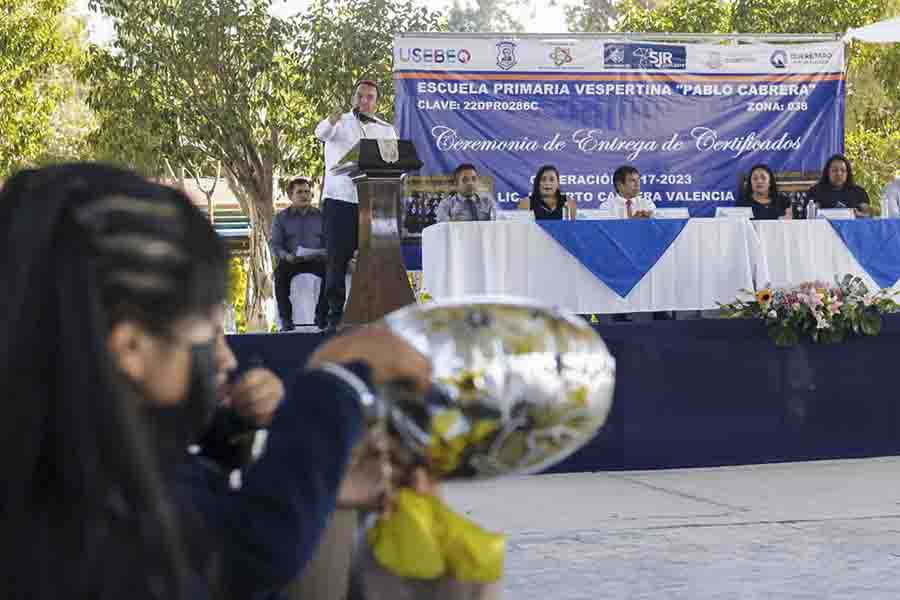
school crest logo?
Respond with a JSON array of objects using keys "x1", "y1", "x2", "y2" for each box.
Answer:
[{"x1": 496, "y1": 41, "x2": 518, "y2": 70}]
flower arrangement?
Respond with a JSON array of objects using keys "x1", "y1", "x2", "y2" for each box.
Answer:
[
  {"x1": 407, "y1": 271, "x2": 433, "y2": 304},
  {"x1": 719, "y1": 274, "x2": 899, "y2": 346}
]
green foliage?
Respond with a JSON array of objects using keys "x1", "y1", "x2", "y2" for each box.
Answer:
[
  {"x1": 446, "y1": 0, "x2": 523, "y2": 33},
  {"x1": 616, "y1": 0, "x2": 731, "y2": 34},
  {"x1": 0, "y1": 0, "x2": 81, "y2": 177},
  {"x1": 287, "y1": 0, "x2": 445, "y2": 181},
  {"x1": 35, "y1": 14, "x2": 96, "y2": 166},
  {"x1": 227, "y1": 256, "x2": 248, "y2": 333},
  {"x1": 80, "y1": 0, "x2": 444, "y2": 330},
  {"x1": 731, "y1": 0, "x2": 886, "y2": 34},
  {"x1": 846, "y1": 121, "x2": 900, "y2": 216},
  {"x1": 851, "y1": 41, "x2": 900, "y2": 120},
  {"x1": 614, "y1": 0, "x2": 888, "y2": 35},
  {"x1": 83, "y1": 0, "x2": 299, "y2": 184},
  {"x1": 564, "y1": 0, "x2": 615, "y2": 33}
]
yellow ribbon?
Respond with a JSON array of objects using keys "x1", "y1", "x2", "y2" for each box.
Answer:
[
  {"x1": 427, "y1": 409, "x2": 500, "y2": 477},
  {"x1": 367, "y1": 488, "x2": 506, "y2": 583}
]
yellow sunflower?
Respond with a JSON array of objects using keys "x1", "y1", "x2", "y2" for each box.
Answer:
[{"x1": 755, "y1": 289, "x2": 773, "y2": 305}]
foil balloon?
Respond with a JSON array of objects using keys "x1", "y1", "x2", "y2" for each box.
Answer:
[{"x1": 379, "y1": 298, "x2": 616, "y2": 479}]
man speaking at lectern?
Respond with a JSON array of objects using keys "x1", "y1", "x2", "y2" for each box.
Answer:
[{"x1": 315, "y1": 79, "x2": 397, "y2": 331}]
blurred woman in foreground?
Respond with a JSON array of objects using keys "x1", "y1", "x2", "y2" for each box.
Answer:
[{"x1": 0, "y1": 163, "x2": 430, "y2": 600}]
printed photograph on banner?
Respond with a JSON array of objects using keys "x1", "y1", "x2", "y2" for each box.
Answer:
[{"x1": 402, "y1": 174, "x2": 495, "y2": 239}]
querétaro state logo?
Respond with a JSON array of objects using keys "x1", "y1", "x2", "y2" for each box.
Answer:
[
  {"x1": 603, "y1": 43, "x2": 687, "y2": 70},
  {"x1": 496, "y1": 41, "x2": 518, "y2": 70},
  {"x1": 770, "y1": 50, "x2": 788, "y2": 69}
]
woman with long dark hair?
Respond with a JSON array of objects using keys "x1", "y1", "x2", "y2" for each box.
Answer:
[
  {"x1": 0, "y1": 163, "x2": 430, "y2": 600},
  {"x1": 736, "y1": 164, "x2": 791, "y2": 220},
  {"x1": 806, "y1": 154, "x2": 871, "y2": 217},
  {"x1": 518, "y1": 165, "x2": 577, "y2": 220}
]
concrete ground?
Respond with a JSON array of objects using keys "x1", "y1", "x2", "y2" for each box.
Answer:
[{"x1": 443, "y1": 457, "x2": 900, "y2": 599}]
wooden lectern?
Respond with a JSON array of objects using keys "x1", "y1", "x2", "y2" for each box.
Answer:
[{"x1": 332, "y1": 139, "x2": 423, "y2": 326}]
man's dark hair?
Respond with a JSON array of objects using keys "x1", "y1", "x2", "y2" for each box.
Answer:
[
  {"x1": 453, "y1": 163, "x2": 478, "y2": 181},
  {"x1": 287, "y1": 177, "x2": 312, "y2": 195},
  {"x1": 613, "y1": 165, "x2": 640, "y2": 193},
  {"x1": 354, "y1": 79, "x2": 380, "y2": 97}
]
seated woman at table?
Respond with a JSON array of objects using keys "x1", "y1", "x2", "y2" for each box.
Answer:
[
  {"x1": 517, "y1": 164, "x2": 577, "y2": 220},
  {"x1": 736, "y1": 163, "x2": 792, "y2": 220},
  {"x1": 806, "y1": 154, "x2": 871, "y2": 217}
]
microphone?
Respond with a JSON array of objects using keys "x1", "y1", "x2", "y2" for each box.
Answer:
[{"x1": 353, "y1": 107, "x2": 377, "y2": 124}]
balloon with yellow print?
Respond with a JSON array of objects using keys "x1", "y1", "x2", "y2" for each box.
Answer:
[{"x1": 379, "y1": 298, "x2": 616, "y2": 480}]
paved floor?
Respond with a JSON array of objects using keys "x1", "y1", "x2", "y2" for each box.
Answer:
[{"x1": 443, "y1": 457, "x2": 900, "y2": 599}]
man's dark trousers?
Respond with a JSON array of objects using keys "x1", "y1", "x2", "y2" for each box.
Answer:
[
  {"x1": 321, "y1": 198, "x2": 359, "y2": 327},
  {"x1": 274, "y1": 258, "x2": 327, "y2": 329}
]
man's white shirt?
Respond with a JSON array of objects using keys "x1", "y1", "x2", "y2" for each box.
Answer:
[
  {"x1": 881, "y1": 177, "x2": 900, "y2": 218},
  {"x1": 605, "y1": 193, "x2": 657, "y2": 219},
  {"x1": 314, "y1": 111, "x2": 397, "y2": 204}
]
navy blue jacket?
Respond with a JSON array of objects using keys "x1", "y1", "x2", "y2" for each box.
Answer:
[{"x1": 177, "y1": 365, "x2": 367, "y2": 599}]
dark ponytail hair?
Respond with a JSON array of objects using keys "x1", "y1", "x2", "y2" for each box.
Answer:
[{"x1": 0, "y1": 163, "x2": 227, "y2": 600}]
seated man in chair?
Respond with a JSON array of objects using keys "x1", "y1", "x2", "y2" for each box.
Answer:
[
  {"x1": 435, "y1": 163, "x2": 497, "y2": 223},
  {"x1": 271, "y1": 177, "x2": 328, "y2": 332}
]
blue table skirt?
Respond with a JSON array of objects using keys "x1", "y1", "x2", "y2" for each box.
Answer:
[{"x1": 228, "y1": 314, "x2": 900, "y2": 472}]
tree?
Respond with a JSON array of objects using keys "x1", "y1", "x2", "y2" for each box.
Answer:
[
  {"x1": 83, "y1": 0, "x2": 300, "y2": 329},
  {"x1": 446, "y1": 0, "x2": 524, "y2": 33},
  {"x1": 616, "y1": 0, "x2": 731, "y2": 34},
  {"x1": 36, "y1": 12, "x2": 97, "y2": 166},
  {"x1": 288, "y1": 0, "x2": 444, "y2": 189},
  {"x1": 564, "y1": 0, "x2": 657, "y2": 33},
  {"x1": 846, "y1": 122, "x2": 900, "y2": 216},
  {"x1": 0, "y1": 0, "x2": 80, "y2": 177},
  {"x1": 731, "y1": 0, "x2": 886, "y2": 34},
  {"x1": 82, "y1": 0, "x2": 443, "y2": 330},
  {"x1": 615, "y1": 0, "x2": 888, "y2": 35}
]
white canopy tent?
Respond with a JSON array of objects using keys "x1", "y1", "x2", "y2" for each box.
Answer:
[{"x1": 844, "y1": 17, "x2": 900, "y2": 43}]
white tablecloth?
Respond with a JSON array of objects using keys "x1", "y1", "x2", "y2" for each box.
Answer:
[
  {"x1": 422, "y1": 220, "x2": 768, "y2": 314},
  {"x1": 752, "y1": 220, "x2": 900, "y2": 292}
]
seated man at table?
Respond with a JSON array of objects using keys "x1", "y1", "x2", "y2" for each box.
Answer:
[
  {"x1": 435, "y1": 163, "x2": 497, "y2": 222},
  {"x1": 608, "y1": 165, "x2": 670, "y2": 321},
  {"x1": 608, "y1": 165, "x2": 655, "y2": 219},
  {"x1": 270, "y1": 176, "x2": 327, "y2": 332}
]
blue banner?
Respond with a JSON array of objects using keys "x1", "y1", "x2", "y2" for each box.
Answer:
[{"x1": 394, "y1": 38, "x2": 845, "y2": 217}]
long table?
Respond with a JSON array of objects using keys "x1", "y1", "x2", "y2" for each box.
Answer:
[
  {"x1": 422, "y1": 219, "x2": 900, "y2": 313},
  {"x1": 422, "y1": 219, "x2": 768, "y2": 314},
  {"x1": 752, "y1": 220, "x2": 900, "y2": 292}
]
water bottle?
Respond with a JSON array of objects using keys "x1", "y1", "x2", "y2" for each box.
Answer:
[{"x1": 806, "y1": 200, "x2": 818, "y2": 220}]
